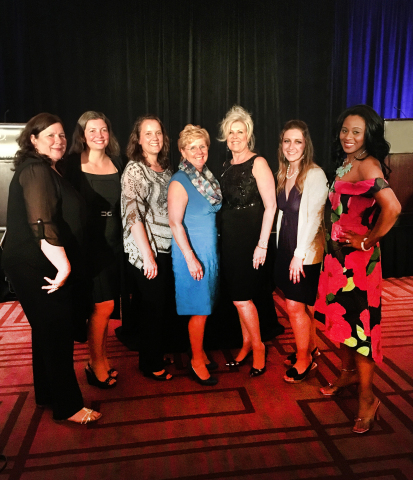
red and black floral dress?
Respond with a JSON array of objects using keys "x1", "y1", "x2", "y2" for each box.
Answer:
[{"x1": 315, "y1": 178, "x2": 389, "y2": 362}]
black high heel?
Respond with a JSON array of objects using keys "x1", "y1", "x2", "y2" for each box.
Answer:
[
  {"x1": 284, "y1": 347, "x2": 320, "y2": 367},
  {"x1": 85, "y1": 363, "x2": 116, "y2": 389},
  {"x1": 284, "y1": 361, "x2": 317, "y2": 383},
  {"x1": 187, "y1": 349, "x2": 218, "y2": 371},
  {"x1": 190, "y1": 366, "x2": 218, "y2": 386},
  {"x1": 249, "y1": 365, "x2": 267, "y2": 378},
  {"x1": 206, "y1": 360, "x2": 218, "y2": 371},
  {"x1": 226, "y1": 350, "x2": 253, "y2": 367}
]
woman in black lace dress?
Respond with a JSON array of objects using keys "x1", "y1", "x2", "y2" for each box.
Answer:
[{"x1": 219, "y1": 105, "x2": 277, "y2": 377}]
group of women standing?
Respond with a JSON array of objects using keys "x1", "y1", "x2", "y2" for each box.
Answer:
[{"x1": 1, "y1": 103, "x2": 401, "y2": 434}]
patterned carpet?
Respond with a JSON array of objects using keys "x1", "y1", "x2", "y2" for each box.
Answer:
[{"x1": 1, "y1": 278, "x2": 413, "y2": 480}]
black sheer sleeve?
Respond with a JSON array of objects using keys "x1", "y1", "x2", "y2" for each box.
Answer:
[{"x1": 18, "y1": 162, "x2": 62, "y2": 246}]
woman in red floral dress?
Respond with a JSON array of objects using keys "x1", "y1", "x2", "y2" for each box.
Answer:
[{"x1": 315, "y1": 105, "x2": 401, "y2": 434}]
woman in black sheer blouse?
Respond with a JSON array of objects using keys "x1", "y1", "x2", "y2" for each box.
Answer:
[{"x1": 1, "y1": 113, "x2": 101, "y2": 424}]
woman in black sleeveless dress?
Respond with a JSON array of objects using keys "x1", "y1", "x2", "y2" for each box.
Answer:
[
  {"x1": 219, "y1": 105, "x2": 277, "y2": 377},
  {"x1": 64, "y1": 111, "x2": 122, "y2": 389}
]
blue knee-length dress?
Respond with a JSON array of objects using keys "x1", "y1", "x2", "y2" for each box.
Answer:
[{"x1": 170, "y1": 171, "x2": 221, "y2": 315}]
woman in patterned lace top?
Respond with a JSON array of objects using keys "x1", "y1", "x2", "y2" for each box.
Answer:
[{"x1": 121, "y1": 115, "x2": 174, "y2": 381}]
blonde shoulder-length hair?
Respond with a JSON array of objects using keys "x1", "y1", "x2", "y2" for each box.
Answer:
[
  {"x1": 218, "y1": 105, "x2": 255, "y2": 151},
  {"x1": 178, "y1": 124, "x2": 210, "y2": 160},
  {"x1": 276, "y1": 120, "x2": 316, "y2": 194}
]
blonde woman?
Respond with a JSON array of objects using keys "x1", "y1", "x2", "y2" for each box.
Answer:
[
  {"x1": 219, "y1": 105, "x2": 276, "y2": 378},
  {"x1": 168, "y1": 125, "x2": 222, "y2": 386},
  {"x1": 274, "y1": 120, "x2": 328, "y2": 383}
]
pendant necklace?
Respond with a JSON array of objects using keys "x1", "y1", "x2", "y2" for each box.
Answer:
[
  {"x1": 335, "y1": 149, "x2": 367, "y2": 178},
  {"x1": 286, "y1": 164, "x2": 299, "y2": 180}
]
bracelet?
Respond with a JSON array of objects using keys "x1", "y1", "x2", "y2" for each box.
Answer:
[
  {"x1": 258, "y1": 239, "x2": 268, "y2": 249},
  {"x1": 183, "y1": 250, "x2": 193, "y2": 259},
  {"x1": 360, "y1": 238, "x2": 372, "y2": 252}
]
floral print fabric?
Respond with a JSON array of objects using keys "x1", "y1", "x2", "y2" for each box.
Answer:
[{"x1": 315, "y1": 178, "x2": 389, "y2": 362}]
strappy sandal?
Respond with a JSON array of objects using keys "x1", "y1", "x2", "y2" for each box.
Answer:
[
  {"x1": 85, "y1": 363, "x2": 116, "y2": 389},
  {"x1": 55, "y1": 407, "x2": 102, "y2": 425}
]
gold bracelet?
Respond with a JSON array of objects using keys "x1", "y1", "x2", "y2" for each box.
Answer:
[{"x1": 183, "y1": 250, "x2": 193, "y2": 259}]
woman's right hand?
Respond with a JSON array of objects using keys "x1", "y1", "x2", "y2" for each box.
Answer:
[
  {"x1": 185, "y1": 252, "x2": 204, "y2": 281},
  {"x1": 143, "y1": 254, "x2": 158, "y2": 280}
]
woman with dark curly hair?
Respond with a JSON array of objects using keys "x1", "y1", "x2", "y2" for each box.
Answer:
[
  {"x1": 315, "y1": 105, "x2": 401, "y2": 433},
  {"x1": 121, "y1": 115, "x2": 174, "y2": 381},
  {"x1": 2, "y1": 113, "x2": 101, "y2": 424}
]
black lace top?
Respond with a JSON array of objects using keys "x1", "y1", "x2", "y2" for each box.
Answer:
[{"x1": 221, "y1": 155, "x2": 262, "y2": 209}]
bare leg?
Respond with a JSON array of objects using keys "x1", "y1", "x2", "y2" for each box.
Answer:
[
  {"x1": 233, "y1": 300, "x2": 265, "y2": 370},
  {"x1": 233, "y1": 316, "x2": 252, "y2": 362},
  {"x1": 88, "y1": 300, "x2": 116, "y2": 385},
  {"x1": 353, "y1": 352, "x2": 378, "y2": 432},
  {"x1": 188, "y1": 315, "x2": 209, "y2": 380},
  {"x1": 320, "y1": 344, "x2": 358, "y2": 395},
  {"x1": 306, "y1": 305, "x2": 317, "y2": 352},
  {"x1": 285, "y1": 299, "x2": 312, "y2": 373}
]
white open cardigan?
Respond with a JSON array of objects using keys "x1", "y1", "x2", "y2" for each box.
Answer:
[{"x1": 276, "y1": 166, "x2": 329, "y2": 265}]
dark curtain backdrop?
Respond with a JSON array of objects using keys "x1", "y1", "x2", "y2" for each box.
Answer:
[{"x1": 0, "y1": 0, "x2": 336, "y2": 175}]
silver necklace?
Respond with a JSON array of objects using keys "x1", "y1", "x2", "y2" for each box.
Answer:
[
  {"x1": 286, "y1": 164, "x2": 299, "y2": 180},
  {"x1": 335, "y1": 149, "x2": 367, "y2": 179}
]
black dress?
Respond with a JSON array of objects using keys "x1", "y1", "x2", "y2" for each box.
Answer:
[
  {"x1": 2, "y1": 158, "x2": 86, "y2": 420},
  {"x1": 274, "y1": 186, "x2": 321, "y2": 306},
  {"x1": 63, "y1": 154, "x2": 123, "y2": 304},
  {"x1": 221, "y1": 155, "x2": 270, "y2": 301}
]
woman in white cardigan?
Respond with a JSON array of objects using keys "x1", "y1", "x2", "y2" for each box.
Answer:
[{"x1": 274, "y1": 120, "x2": 328, "y2": 383}]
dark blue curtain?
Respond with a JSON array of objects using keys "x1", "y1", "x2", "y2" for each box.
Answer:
[{"x1": 337, "y1": 0, "x2": 413, "y2": 118}]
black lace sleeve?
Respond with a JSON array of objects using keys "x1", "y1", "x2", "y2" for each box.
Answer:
[{"x1": 19, "y1": 162, "x2": 62, "y2": 246}]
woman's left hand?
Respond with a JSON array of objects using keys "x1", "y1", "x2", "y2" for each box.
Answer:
[
  {"x1": 339, "y1": 230, "x2": 369, "y2": 250},
  {"x1": 289, "y1": 256, "x2": 305, "y2": 284},
  {"x1": 42, "y1": 269, "x2": 70, "y2": 294},
  {"x1": 253, "y1": 246, "x2": 267, "y2": 269}
]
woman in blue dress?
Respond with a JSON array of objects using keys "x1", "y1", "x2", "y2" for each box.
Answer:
[{"x1": 168, "y1": 124, "x2": 222, "y2": 386}]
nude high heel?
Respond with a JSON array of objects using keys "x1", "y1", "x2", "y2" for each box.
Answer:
[
  {"x1": 320, "y1": 368, "x2": 358, "y2": 396},
  {"x1": 352, "y1": 398, "x2": 381, "y2": 434}
]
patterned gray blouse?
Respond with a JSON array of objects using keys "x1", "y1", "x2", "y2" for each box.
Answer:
[{"x1": 121, "y1": 161, "x2": 172, "y2": 269}]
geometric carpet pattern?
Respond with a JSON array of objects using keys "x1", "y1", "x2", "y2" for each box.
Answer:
[{"x1": 1, "y1": 277, "x2": 413, "y2": 480}]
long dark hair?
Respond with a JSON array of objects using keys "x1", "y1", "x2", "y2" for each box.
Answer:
[
  {"x1": 332, "y1": 104, "x2": 390, "y2": 179},
  {"x1": 14, "y1": 113, "x2": 63, "y2": 168},
  {"x1": 126, "y1": 114, "x2": 170, "y2": 170},
  {"x1": 277, "y1": 119, "x2": 316, "y2": 194},
  {"x1": 69, "y1": 111, "x2": 120, "y2": 156}
]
